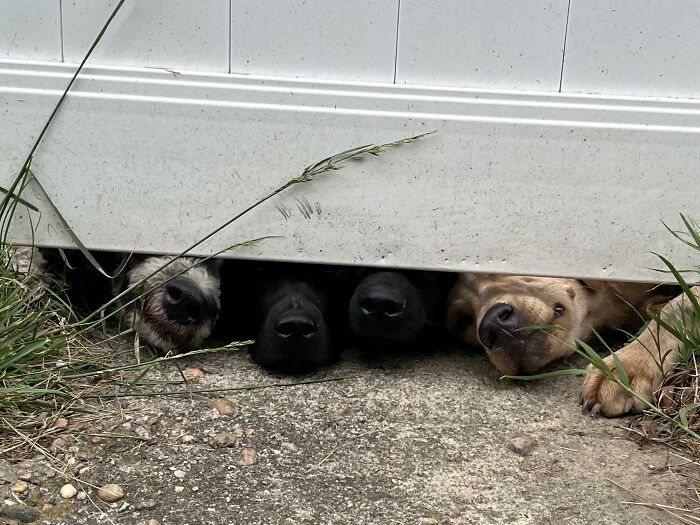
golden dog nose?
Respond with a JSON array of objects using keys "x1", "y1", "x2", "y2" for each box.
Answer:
[{"x1": 478, "y1": 303, "x2": 520, "y2": 349}]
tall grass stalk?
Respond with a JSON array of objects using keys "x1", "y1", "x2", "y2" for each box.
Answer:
[{"x1": 0, "y1": 0, "x2": 431, "y2": 452}]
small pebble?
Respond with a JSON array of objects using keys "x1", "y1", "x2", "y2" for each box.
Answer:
[
  {"x1": 240, "y1": 448, "x2": 257, "y2": 466},
  {"x1": 77, "y1": 491, "x2": 87, "y2": 501},
  {"x1": 60, "y1": 484, "x2": 77, "y2": 499},
  {"x1": 508, "y1": 434, "x2": 537, "y2": 457},
  {"x1": 97, "y1": 484, "x2": 124, "y2": 503},
  {"x1": 52, "y1": 418, "x2": 69, "y2": 429},
  {"x1": 210, "y1": 432, "x2": 238, "y2": 448},
  {"x1": 147, "y1": 520, "x2": 161, "y2": 525},
  {"x1": 173, "y1": 470, "x2": 185, "y2": 480},
  {"x1": 209, "y1": 398, "x2": 237, "y2": 416},
  {"x1": 9, "y1": 481, "x2": 28, "y2": 494},
  {"x1": 181, "y1": 435, "x2": 196, "y2": 444},
  {"x1": 174, "y1": 486, "x2": 184, "y2": 494},
  {"x1": 183, "y1": 368, "x2": 205, "y2": 381}
]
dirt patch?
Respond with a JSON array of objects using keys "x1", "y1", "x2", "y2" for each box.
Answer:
[{"x1": 4, "y1": 346, "x2": 696, "y2": 525}]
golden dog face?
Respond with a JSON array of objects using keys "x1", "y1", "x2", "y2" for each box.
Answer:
[{"x1": 447, "y1": 273, "x2": 667, "y2": 376}]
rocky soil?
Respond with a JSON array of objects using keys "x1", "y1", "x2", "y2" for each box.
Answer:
[{"x1": 1, "y1": 345, "x2": 696, "y2": 525}]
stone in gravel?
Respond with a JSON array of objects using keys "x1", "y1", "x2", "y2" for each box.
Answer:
[
  {"x1": 50, "y1": 437, "x2": 68, "y2": 452},
  {"x1": 208, "y1": 398, "x2": 237, "y2": 415},
  {"x1": 240, "y1": 448, "x2": 257, "y2": 466},
  {"x1": 60, "y1": 483, "x2": 78, "y2": 499},
  {"x1": 174, "y1": 486, "x2": 184, "y2": 494},
  {"x1": 183, "y1": 367, "x2": 205, "y2": 381},
  {"x1": 508, "y1": 434, "x2": 537, "y2": 456},
  {"x1": 181, "y1": 434, "x2": 196, "y2": 444},
  {"x1": 147, "y1": 519, "x2": 161, "y2": 525},
  {"x1": 449, "y1": 506, "x2": 462, "y2": 518},
  {"x1": 419, "y1": 519, "x2": 438, "y2": 525},
  {"x1": 97, "y1": 484, "x2": 124, "y2": 503},
  {"x1": 135, "y1": 425, "x2": 151, "y2": 439},
  {"x1": 52, "y1": 417, "x2": 69, "y2": 429},
  {"x1": 210, "y1": 432, "x2": 239, "y2": 448},
  {"x1": 77, "y1": 491, "x2": 87, "y2": 501},
  {"x1": 0, "y1": 504, "x2": 39, "y2": 523},
  {"x1": 17, "y1": 473, "x2": 31, "y2": 482},
  {"x1": 9, "y1": 481, "x2": 28, "y2": 494},
  {"x1": 173, "y1": 470, "x2": 186, "y2": 480},
  {"x1": 133, "y1": 499, "x2": 157, "y2": 511}
]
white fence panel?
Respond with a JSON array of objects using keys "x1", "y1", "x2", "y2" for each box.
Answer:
[
  {"x1": 1, "y1": 61, "x2": 699, "y2": 282},
  {"x1": 62, "y1": 0, "x2": 230, "y2": 72},
  {"x1": 562, "y1": 0, "x2": 700, "y2": 98},
  {"x1": 396, "y1": 0, "x2": 569, "y2": 91},
  {"x1": 0, "y1": 0, "x2": 62, "y2": 61},
  {"x1": 230, "y1": 0, "x2": 399, "y2": 82}
]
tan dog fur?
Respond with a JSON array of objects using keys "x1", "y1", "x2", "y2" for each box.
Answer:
[
  {"x1": 447, "y1": 273, "x2": 672, "y2": 376},
  {"x1": 581, "y1": 285, "x2": 700, "y2": 417}
]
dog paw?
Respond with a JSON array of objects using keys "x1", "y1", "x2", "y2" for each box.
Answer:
[{"x1": 579, "y1": 342, "x2": 660, "y2": 418}]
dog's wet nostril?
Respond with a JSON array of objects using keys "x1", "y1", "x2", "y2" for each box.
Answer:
[
  {"x1": 163, "y1": 279, "x2": 209, "y2": 325},
  {"x1": 497, "y1": 304, "x2": 514, "y2": 322},
  {"x1": 275, "y1": 316, "x2": 317, "y2": 339},
  {"x1": 166, "y1": 284, "x2": 183, "y2": 303},
  {"x1": 478, "y1": 303, "x2": 521, "y2": 350},
  {"x1": 359, "y1": 294, "x2": 405, "y2": 318}
]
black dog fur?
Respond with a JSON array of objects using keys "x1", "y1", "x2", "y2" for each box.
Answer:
[
  {"x1": 218, "y1": 260, "x2": 351, "y2": 374},
  {"x1": 347, "y1": 269, "x2": 455, "y2": 350}
]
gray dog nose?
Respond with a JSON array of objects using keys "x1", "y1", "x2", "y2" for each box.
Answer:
[
  {"x1": 359, "y1": 291, "x2": 406, "y2": 318},
  {"x1": 164, "y1": 278, "x2": 209, "y2": 325},
  {"x1": 478, "y1": 303, "x2": 520, "y2": 349},
  {"x1": 275, "y1": 314, "x2": 317, "y2": 339}
]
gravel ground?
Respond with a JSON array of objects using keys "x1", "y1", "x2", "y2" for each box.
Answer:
[{"x1": 1, "y1": 345, "x2": 695, "y2": 525}]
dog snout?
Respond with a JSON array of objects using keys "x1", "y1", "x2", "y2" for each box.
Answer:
[
  {"x1": 275, "y1": 314, "x2": 318, "y2": 339},
  {"x1": 164, "y1": 278, "x2": 210, "y2": 325},
  {"x1": 359, "y1": 289, "x2": 406, "y2": 319},
  {"x1": 478, "y1": 303, "x2": 520, "y2": 350}
]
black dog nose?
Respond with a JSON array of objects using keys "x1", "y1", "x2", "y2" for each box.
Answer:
[
  {"x1": 163, "y1": 278, "x2": 209, "y2": 324},
  {"x1": 275, "y1": 314, "x2": 317, "y2": 339},
  {"x1": 359, "y1": 292, "x2": 405, "y2": 318},
  {"x1": 478, "y1": 303, "x2": 520, "y2": 350}
]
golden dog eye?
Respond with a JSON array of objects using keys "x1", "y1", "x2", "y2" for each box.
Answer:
[{"x1": 553, "y1": 303, "x2": 566, "y2": 318}]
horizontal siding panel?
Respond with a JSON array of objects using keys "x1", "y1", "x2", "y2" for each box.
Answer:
[
  {"x1": 562, "y1": 0, "x2": 700, "y2": 98},
  {"x1": 396, "y1": 0, "x2": 569, "y2": 91},
  {"x1": 62, "y1": 0, "x2": 229, "y2": 72},
  {"x1": 2, "y1": 61, "x2": 699, "y2": 281},
  {"x1": 230, "y1": 0, "x2": 398, "y2": 82},
  {"x1": 1, "y1": 0, "x2": 62, "y2": 61}
]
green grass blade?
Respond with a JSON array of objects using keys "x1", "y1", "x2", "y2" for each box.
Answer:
[
  {"x1": 0, "y1": 187, "x2": 39, "y2": 212},
  {"x1": 505, "y1": 368, "x2": 587, "y2": 380}
]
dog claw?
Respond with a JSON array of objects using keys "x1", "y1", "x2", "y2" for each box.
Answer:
[
  {"x1": 581, "y1": 399, "x2": 591, "y2": 413},
  {"x1": 590, "y1": 403, "x2": 601, "y2": 416}
]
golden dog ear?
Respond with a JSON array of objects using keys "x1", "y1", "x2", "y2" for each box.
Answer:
[
  {"x1": 637, "y1": 284, "x2": 680, "y2": 316},
  {"x1": 575, "y1": 279, "x2": 604, "y2": 292}
]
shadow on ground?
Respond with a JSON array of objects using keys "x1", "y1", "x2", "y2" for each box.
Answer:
[{"x1": 18, "y1": 346, "x2": 695, "y2": 524}]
